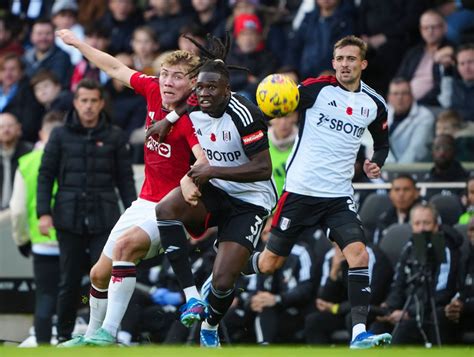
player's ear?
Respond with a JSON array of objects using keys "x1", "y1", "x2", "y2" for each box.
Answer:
[
  {"x1": 332, "y1": 59, "x2": 336, "y2": 70},
  {"x1": 361, "y1": 59, "x2": 368, "y2": 70}
]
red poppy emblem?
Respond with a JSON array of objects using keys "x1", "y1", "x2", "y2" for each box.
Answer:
[
  {"x1": 210, "y1": 133, "x2": 216, "y2": 142},
  {"x1": 346, "y1": 107, "x2": 353, "y2": 115}
]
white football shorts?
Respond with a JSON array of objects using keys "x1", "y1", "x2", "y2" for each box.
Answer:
[{"x1": 103, "y1": 198, "x2": 162, "y2": 260}]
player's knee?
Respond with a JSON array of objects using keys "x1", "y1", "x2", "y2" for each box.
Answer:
[
  {"x1": 155, "y1": 201, "x2": 178, "y2": 220},
  {"x1": 258, "y1": 254, "x2": 284, "y2": 274},
  {"x1": 344, "y1": 242, "x2": 369, "y2": 267},
  {"x1": 90, "y1": 264, "x2": 110, "y2": 288},
  {"x1": 113, "y1": 235, "x2": 137, "y2": 262}
]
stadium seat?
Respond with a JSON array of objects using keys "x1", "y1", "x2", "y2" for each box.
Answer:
[
  {"x1": 378, "y1": 223, "x2": 412, "y2": 268},
  {"x1": 429, "y1": 194, "x2": 464, "y2": 226},
  {"x1": 358, "y1": 193, "x2": 392, "y2": 230}
]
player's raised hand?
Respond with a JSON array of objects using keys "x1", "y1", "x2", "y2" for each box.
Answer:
[
  {"x1": 56, "y1": 29, "x2": 80, "y2": 47},
  {"x1": 363, "y1": 159, "x2": 381, "y2": 179}
]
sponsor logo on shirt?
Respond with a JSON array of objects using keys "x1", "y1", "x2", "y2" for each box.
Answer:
[
  {"x1": 316, "y1": 113, "x2": 365, "y2": 138},
  {"x1": 202, "y1": 148, "x2": 242, "y2": 162},
  {"x1": 146, "y1": 138, "x2": 172, "y2": 158},
  {"x1": 242, "y1": 130, "x2": 264, "y2": 145}
]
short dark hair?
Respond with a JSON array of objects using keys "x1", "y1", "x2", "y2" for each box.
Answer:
[
  {"x1": 389, "y1": 77, "x2": 410, "y2": 86},
  {"x1": 32, "y1": 18, "x2": 54, "y2": 30},
  {"x1": 30, "y1": 70, "x2": 61, "y2": 88},
  {"x1": 74, "y1": 79, "x2": 104, "y2": 99},
  {"x1": 392, "y1": 173, "x2": 417, "y2": 188},
  {"x1": 456, "y1": 43, "x2": 474, "y2": 57}
]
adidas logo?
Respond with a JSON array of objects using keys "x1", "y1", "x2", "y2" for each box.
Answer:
[{"x1": 328, "y1": 100, "x2": 337, "y2": 107}]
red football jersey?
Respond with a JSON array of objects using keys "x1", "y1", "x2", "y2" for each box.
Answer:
[{"x1": 130, "y1": 72, "x2": 199, "y2": 202}]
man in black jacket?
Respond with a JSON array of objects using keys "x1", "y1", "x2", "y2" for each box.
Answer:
[
  {"x1": 37, "y1": 79, "x2": 136, "y2": 343},
  {"x1": 370, "y1": 203, "x2": 461, "y2": 345}
]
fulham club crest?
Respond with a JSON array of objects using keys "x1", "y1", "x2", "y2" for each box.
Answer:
[
  {"x1": 279, "y1": 217, "x2": 291, "y2": 231},
  {"x1": 222, "y1": 131, "x2": 231, "y2": 142}
]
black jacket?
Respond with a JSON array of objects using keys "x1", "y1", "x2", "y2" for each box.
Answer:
[
  {"x1": 37, "y1": 110, "x2": 136, "y2": 234},
  {"x1": 384, "y1": 225, "x2": 462, "y2": 316}
]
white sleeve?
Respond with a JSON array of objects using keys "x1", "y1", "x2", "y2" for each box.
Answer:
[{"x1": 9, "y1": 170, "x2": 29, "y2": 246}]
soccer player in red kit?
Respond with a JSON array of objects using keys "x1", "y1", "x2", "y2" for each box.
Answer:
[{"x1": 56, "y1": 29, "x2": 206, "y2": 346}]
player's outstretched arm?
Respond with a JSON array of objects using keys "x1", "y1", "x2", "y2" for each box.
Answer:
[{"x1": 56, "y1": 29, "x2": 136, "y2": 88}]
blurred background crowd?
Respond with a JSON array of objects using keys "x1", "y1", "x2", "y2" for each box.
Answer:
[{"x1": 0, "y1": 0, "x2": 473, "y2": 348}]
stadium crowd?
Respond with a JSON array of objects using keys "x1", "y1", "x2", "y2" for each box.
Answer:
[{"x1": 1, "y1": 0, "x2": 473, "y2": 348}]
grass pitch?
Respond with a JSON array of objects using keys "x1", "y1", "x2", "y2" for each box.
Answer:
[{"x1": 1, "y1": 346, "x2": 473, "y2": 357}]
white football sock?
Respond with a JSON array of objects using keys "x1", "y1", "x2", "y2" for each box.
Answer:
[
  {"x1": 102, "y1": 261, "x2": 136, "y2": 337},
  {"x1": 85, "y1": 284, "x2": 108, "y2": 338}
]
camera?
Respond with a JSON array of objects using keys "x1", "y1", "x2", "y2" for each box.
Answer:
[{"x1": 412, "y1": 231, "x2": 446, "y2": 266}]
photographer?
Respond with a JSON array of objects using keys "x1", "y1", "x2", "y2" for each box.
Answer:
[{"x1": 370, "y1": 203, "x2": 462, "y2": 345}]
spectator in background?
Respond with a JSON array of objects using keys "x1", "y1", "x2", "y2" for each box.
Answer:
[
  {"x1": 286, "y1": 0, "x2": 354, "y2": 79},
  {"x1": 357, "y1": 0, "x2": 426, "y2": 94},
  {"x1": 30, "y1": 70, "x2": 73, "y2": 115},
  {"x1": 268, "y1": 111, "x2": 298, "y2": 197},
  {"x1": 178, "y1": 24, "x2": 206, "y2": 55},
  {"x1": 77, "y1": 0, "x2": 108, "y2": 28},
  {"x1": 0, "y1": 112, "x2": 33, "y2": 210},
  {"x1": 423, "y1": 134, "x2": 469, "y2": 198},
  {"x1": 227, "y1": 13, "x2": 277, "y2": 99},
  {"x1": 70, "y1": 25, "x2": 110, "y2": 91},
  {"x1": 435, "y1": 109, "x2": 474, "y2": 162},
  {"x1": 458, "y1": 177, "x2": 474, "y2": 225},
  {"x1": 372, "y1": 174, "x2": 419, "y2": 245},
  {"x1": 0, "y1": 14, "x2": 24, "y2": 57},
  {"x1": 9, "y1": 112, "x2": 63, "y2": 346},
  {"x1": 437, "y1": 0, "x2": 474, "y2": 44},
  {"x1": 100, "y1": 0, "x2": 143, "y2": 54},
  {"x1": 146, "y1": 0, "x2": 191, "y2": 52},
  {"x1": 23, "y1": 19, "x2": 72, "y2": 88},
  {"x1": 0, "y1": 53, "x2": 44, "y2": 143},
  {"x1": 131, "y1": 26, "x2": 160, "y2": 76},
  {"x1": 51, "y1": 0, "x2": 84, "y2": 65},
  {"x1": 191, "y1": 0, "x2": 226, "y2": 39},
  {"x1": 396, "y1": 9, "x2": 454, "y2": 106},
  {"x1": 370, "y1": 203, "x2": 461, "y2": 345},
  {"x1": 438, "y1": 43, "x2": 474, "y2": 122},
  {"x1": 37, "y1": 79, "x2": 136, "y2": 343},
  {"x1": 385, "y1": 78, "x2": 435, "y2": 163}
]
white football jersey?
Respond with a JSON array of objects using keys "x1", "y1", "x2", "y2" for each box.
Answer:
[
  {"x1": 284, "y1": 76, "x2": 389, "y2": 198},
  {"x1": 189, "y1": 94, "x2": 277, "y2": 211}
]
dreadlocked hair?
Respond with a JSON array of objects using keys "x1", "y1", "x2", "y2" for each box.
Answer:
[{"x1": 184, "y1": 32, "x2": 249, "y2": 80}]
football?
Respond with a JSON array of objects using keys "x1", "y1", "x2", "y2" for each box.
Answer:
[{"x1": 256, "y1": 74, "x2": 300, "y2": 118}]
